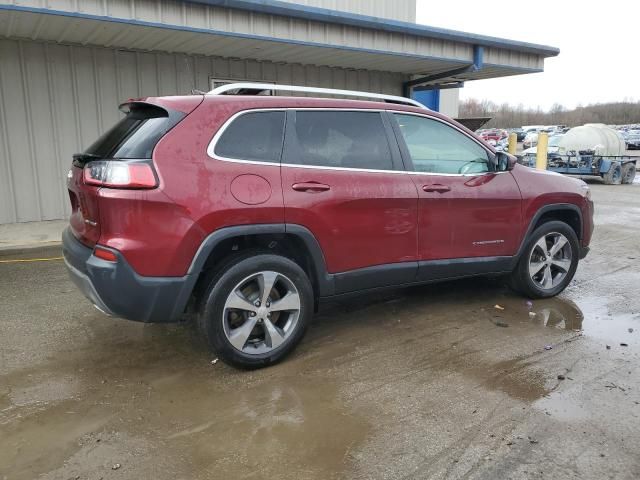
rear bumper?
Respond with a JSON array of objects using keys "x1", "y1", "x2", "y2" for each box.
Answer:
[{"x1": 62, "y1": 227, "x2": 192, "y2": 322}]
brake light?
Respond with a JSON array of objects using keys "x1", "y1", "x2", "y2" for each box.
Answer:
[
  {"x1": 83, "y1": 160, "x2": 157, "y2": 189},
  {"x1": 93, "y1": 246, "x2": 118, "y2": 262}
]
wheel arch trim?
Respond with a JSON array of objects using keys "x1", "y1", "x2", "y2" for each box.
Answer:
[
  {"x1": 512, "y1": 203, "x2": 583, "y2": 267},
  {"x1": 186, "y1": 223, "x2": 334, "y2": 296}
]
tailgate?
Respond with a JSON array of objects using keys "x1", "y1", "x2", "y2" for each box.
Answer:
[{"x1": 65, "y1": 97, "x2": 201, "y2": 247}]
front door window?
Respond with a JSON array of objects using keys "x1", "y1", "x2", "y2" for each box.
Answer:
[{"x1": 393, "y1": 113, "x2": 490, "y2": 175}]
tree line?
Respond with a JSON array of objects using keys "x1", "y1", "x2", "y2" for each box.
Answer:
[{"x1": 460, "y1": 98, "x2": 640, "y2": 128}]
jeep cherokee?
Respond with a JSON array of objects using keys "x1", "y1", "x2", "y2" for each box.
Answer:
[{"x1": 63, "y1": 84, "x2": 594, "y2": 368}]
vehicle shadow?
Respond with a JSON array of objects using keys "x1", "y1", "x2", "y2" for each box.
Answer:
[{"x1": 313, "y1": 276, "x2": 582, "y2": 332}]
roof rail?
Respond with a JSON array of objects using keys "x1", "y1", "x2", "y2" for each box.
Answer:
[{"x1": 206, "y1": 82, "x2": 426, "y2": 109}]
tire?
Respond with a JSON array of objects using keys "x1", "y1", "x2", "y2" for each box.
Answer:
[
  {"x1": 198, "y1": 252, "x2": 314, "y2": 369},
  {"x1": 603, "y1": 162, "x2": 622, "y2": 185},
  {"x1": 509, "y1": 221, "x2": 580, "y2": 299},
  {"x1": 622, "y1": 162, "x2": 636, "y2": 184}
]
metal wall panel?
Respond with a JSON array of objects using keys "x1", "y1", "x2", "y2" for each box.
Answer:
[
  {"x1": 484, "y1": 47, "x2": 544, "y2": 70},
  {"x1": 277, "y1": 0, "x2": 416, "y2": 22},
  {"x1": 2, "y1": 0, "x2": 473, "y2": 64},
  {"x1": 0, "y1": 38, "x2": 406, "y2": 224},
  {"x1": 6, "y1": 0, "x2": 417, "y2": 23}
]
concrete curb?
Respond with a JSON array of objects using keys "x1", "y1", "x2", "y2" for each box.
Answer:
[
  {"x1": 0, "y1": 241, "x2": 62, "y2": 256},
  {"x1": 0, "y1": 220, "x2": 66, "y2": 254}
]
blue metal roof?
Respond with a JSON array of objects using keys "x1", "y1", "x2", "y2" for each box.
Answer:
[{"x1": 191, "y1": 0, "x2": 560, "y2": 57}]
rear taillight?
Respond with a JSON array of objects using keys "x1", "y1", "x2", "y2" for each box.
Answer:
[{"x1": 83, "y1": 160, "x2": 157, "y2": 189}]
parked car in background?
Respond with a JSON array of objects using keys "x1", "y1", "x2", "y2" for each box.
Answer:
[
  {"x1": 512, "y1": 128, "x2": 526, "y2": 142},
  {"x1": 62, "y1": 83, "x2": 594, "y2": 368},
  {"x1": 523, "y1": 131, "x2": 539, "y2": 148},
  {"x1": 546, "y1": 125, "x2": 567, "y2": 135},
  {"x1": 480, "y1": 129, "x2": 507, "y2": 146},
  {"x1": 495, "y1": 137, "x2": 509, "y2": 151},
  {"x1": 521, "y1": 134, "x2": 564, "y2": 161},
  {"x1": 522, "y1": 125, "x2": 545, "y2": 133},
  {"x1": 625, "y1": 129, "x2": 640, "y2": 149}
]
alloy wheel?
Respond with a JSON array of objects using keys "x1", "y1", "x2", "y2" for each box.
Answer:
[
  {"x1": 528, "y1": 232, "x2": 573, "y2": 290},
  {"x1": 222, "y1": 271, "x2": 301, "y2": 355}
]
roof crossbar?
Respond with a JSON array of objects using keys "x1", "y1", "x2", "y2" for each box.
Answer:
[{"x1": 206, "y1": 82, "x2": 427, "y2": 109}]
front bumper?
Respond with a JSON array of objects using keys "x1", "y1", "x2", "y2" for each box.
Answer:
[{"x1": 62, "y1": 227, "x2": 193, "y2": 322}]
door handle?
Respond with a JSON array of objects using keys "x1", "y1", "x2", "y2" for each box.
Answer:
[
  {"x1": 292, "y1": 182, "x2": 331, "y2": 193},
  {"x1": 422, "y1": 184, "x2": 451, "y2": 193}
]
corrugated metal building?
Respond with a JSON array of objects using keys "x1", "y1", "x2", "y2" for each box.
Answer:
[{"x1": 0, "y1": 0, "x2": 558, "y2": 225}]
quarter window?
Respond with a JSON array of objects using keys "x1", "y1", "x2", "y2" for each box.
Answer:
[
  {"x1": 285, "y1": 111, "x2": 394, "y2": 171},
  {"x1": 214, "y1": 111, "x2": 285, "y2": 162},
  {"x1": 393, "y1": 114, "x2": 490, "y2": 174}
]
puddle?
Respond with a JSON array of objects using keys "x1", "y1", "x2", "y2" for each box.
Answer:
[
  {"x1": 528, "y1": 298, "x2": 584, "y2": 331},
  {"x1": 320, "y1": 285, "x2": 592, "y2": 405},
  {"x1": 482, "y1": 291, "x2": 639, "y2": 346},
  {"x1": 532, "y1": 295, "x2": 639, "y2": 422},
  {"x1": 0, "y1": 317, "x2": 370, "y2": 480},
  {"x1": 164, "y1": 376, "x2": 368, "y2": 479},
  {"x1": 572, "y1": 296, "x2": 639, "y2": 347}
]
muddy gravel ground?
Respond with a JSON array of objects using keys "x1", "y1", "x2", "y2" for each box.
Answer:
[{"x1": 1, "y1": 181, "x2": 639, "y2": 480}]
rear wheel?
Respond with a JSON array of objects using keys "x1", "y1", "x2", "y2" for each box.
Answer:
[
  {"x1": 622, "y1": 162, "x2": 636, "y2": 184},
  {"x1": 198, "y1": 253, "x2": 313, "y2": 368},
  {"x1": 509, "y1": 221, "x2": 579, "y2": 298},
  {"x1": 603, "y1": 162, "x2": 622, "y2": 185}
]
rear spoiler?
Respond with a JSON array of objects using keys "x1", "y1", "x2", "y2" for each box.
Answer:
[{"x1": 119, "y1": 96, "x2": 204, "y2": 115}]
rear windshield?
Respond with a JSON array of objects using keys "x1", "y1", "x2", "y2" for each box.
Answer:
[{"x1": 83, "y1": 104, "x2": 184, "y2": 159}]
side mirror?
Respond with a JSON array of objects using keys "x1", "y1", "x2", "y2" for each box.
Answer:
[{"x1": 494, "y1": 152, "x2": 516, "y2": 172}]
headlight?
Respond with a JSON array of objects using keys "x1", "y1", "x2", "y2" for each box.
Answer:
[{"x1": 581, "y1": 183, "x2": 591, "y2": 200}]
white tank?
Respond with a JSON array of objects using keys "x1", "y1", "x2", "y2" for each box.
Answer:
[{"x1": 558, "y1": 124, "x2": 626, "y2": 156}]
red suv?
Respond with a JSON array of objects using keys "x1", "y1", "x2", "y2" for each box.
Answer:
[{"x1": 63, "y1": 84, "x2": 593, "y2": 368}]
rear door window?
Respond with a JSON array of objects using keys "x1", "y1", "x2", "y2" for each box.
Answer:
[
  {"x1": 284, "y1": 111, "x2": 394, "y2": 171},
  {"x1": 84, "y1": 104, "x2": 184, "y2": 159},
  {"x1": 214, "y1": 111, "x2": 285, "y2": 163}
]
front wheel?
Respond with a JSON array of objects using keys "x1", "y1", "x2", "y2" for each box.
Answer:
[
  {"x1": 198, "y1": 253, "x2": 314, "y2": 369},
  {"x1": 509, "y1": 221, "x2": 580, "y2": 298}
]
